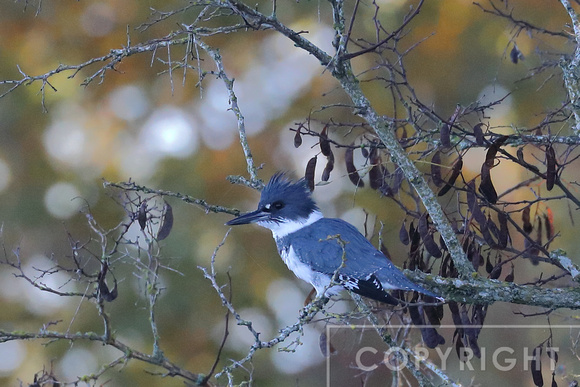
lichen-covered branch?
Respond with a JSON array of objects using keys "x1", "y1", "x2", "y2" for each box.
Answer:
[
  {"x1": 325, "y1": 0, "x2": 472, "y2": 278},
  {"x1": 194, "y1": 39, "x2": 261, "y2": 185},
  {"x1": 104, "y1": 180, "x2": 242, "y2": 215},
  {"x1": 409, "y1": 271, "x2": 580, "y2": 309}
]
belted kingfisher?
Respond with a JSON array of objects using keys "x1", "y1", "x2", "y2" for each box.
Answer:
[{"x1": 226, "y1": 172, "x2": 441, "y2": 305}]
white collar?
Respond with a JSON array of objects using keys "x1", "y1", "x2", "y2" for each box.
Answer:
[{"x1": 257, "y1": 210, "x2": 323, "y2": 239}]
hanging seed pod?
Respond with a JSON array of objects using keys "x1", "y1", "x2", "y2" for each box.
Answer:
[
  {"x1": 546, "y1": 346, "x2": 558, "y2": 363},
  {"x1": 448, "y1": 301, "x2": 462, "y2": 328},
  {"x1": 517, "y1": 147, "x2": 525, "y2": 163},
  {"x1": 485, "y1": 253, "x2": 493, "y2": 274},
  {"x1": 157, "y1": 201, "x2": 174, "y2": 240},
  {"x1": 360, "y1": 146, "x2": 369, "y2": 159},
  {"x1": 489, "y1": 262, "x2": 502, "y2": 280},
  {"x1": 409, "y1": 221, "x2": 421, "y2": 255},
  {"x1": 97, "y1": 262, "x2": 118, "y2": 302},
  {"x1": 544, "y1": 208, "x2": 554, "y2": 240},
  {"x1": 319, "y1": 331, "x2": 337, "y2": 357},
  {"x1": 345, "y1": 146, "x2": 364, "y2": 187},
  {"x1": 479, "y1": 163, "x2": 498, "y2": 204},
  {"x1": 530, "y1": 346, "x2": 543, "y2": 387},
  {"x1": 485, "y1": 135, "x2": 509, "y2": 167},
  {"x1": 470, "y1": 247, "x2": 482, "y2": 270},
  {"x1": 467, "y1": 181, "x2": 487, "y2": 225},
  {"x1": 294, "y1": 130, "x2": 302, "y2": 148},
  {"x1": 399, "y1": 222, "x2": 410, "y2": 245},
  {"x1": 505, "y1": 264, "x2": 515, "y2": 282},
  {"x1": 536, "y1": 216, "x2": 543, "y2": 247},
  {"x1": 438, "y1": 156, "x2": 463, "y2": 196},
  {"x1": 368, "y1": 148, "x2": 383, "y2": 190},
  {"x1": 431, "y1": 151, "x2": 444, "y2": 187},
  {"x1": 321, "y1": 151, "x2": 334, "y2": 182},
  {"x1": 319, "y1": 126, "x2": 331, "y2": 156},
  {"x1": 522, "y1": 207, "x2": 533, "y2": 234},
  {"x1": 486, "y1": 214, "x2": 500, "y2": 240},
  {"x1": 369, "y1": 165, "x2": 384, "y2": 190},
  {"x1": 391, "y1": 167, "x2": 404, "y2": 194},
  {"x1": 473, "y1": 123, "x2": 485, "y2": 146},
  {"x1": 498, "y1": 211, "x2": 509, "y2": 248},
  {"x1": 418, "y1": 213, "x2": 442, "y2": 258},
  {"x1": 546, "y1": 145, "x2": 556, "y2": 191},
  {"x1": 440, "y1": 123, "x2": 451, "y2": 148},
  {"x1": 138, "y1": 201, "x2": 147, "y2": 231},
  {"x1": 305, "y1": 156, "x2": 317, "y2": 191}
]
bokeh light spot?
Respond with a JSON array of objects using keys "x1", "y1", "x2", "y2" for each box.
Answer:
[
  {"x1": 44, "y1": 182, "x2": 82, "y2": 219},
  {"x1": 0, "y1": 341, "x2": 25, "y2": 375},
  {"x1": 141, "y1": 106, "x2": 199, "y2": 158},
  {"x1": 108, "y1": 85, "x2": 150, "y2": 121},
  {"x1": 43, "y1": 119, "x2": 87, "y2": 165}
]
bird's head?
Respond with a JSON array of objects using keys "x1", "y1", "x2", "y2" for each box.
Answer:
[{"x1": 226, "y1": 172, "x2": 321, "y2": 235}]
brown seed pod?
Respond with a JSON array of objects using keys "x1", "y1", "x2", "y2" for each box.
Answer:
[
  {"x1": 319, "y1": 331, "x2": 337, "y2": 357},
  {"x1": 294, "y1": 130, "x2": 302, "y2": 148},
  {"x1": 498, "y1": 211, "x2": 509, "y2": 248},
  {"x1": 319, "y1": 126, "x2": 331, "y2": 156},
  {"x1": 479, "y1": 163, "x2": 498, "y2": 204},
  {"x1": 369, "y1": 165, "x2": 383, "y2": 190},
  {"x1": 546, "y1": 144, "x2": 556, "y2": 191},
  {"x1": 431, "y1": 151, "x2": 444, "y2": 187},
  {"x1": 505, "y1": 264, "x2": 515, "y2": 282},
  {"x1": 138, "y1": 201, "x2": 147, "y2": 231},
  {"x1": 305, "y1": 156, "x2": 317, "y2": 191},
  {"x1": 489, "y1": 263, "x2": 502, "y2": 280},
  {"x1": 345, "y1": 146, "x2": 364, "y2": 187},
  {"x1": 485, "y1": 135, "x2": 509, "y2": 167},
  {"x1": 157, "y1": 201, "x2": 174, "y2": 240},
  {"x1": 440, "y1": 123, "x2": 451, "y2": 148},
  {"x1": 544, "y1": 208, "x2": 554, "y2": 241},
  {"x1": 97, "y1": 262, "x2": 118, "y2": 302},
  {"x1": 530, "y1": 346, "x2": 543, "y2": 387},
  {"x1": 438, "y1": 156, "x2": 463, "y2": 196},
  {"x1": 368, "y1": 148, "x2": 383, "y2": 190},
  {"x1": 522, "y1": 207, "x2": 533, "y2": 234},
  {"x1": 321, "y1": 152, "x2": 334, "y2": 182},
  {"x1": 391, "y1": 167, "x2": 404, "y2": 194},
  {"x1": 467, "y1": 181, "x2": 487, "y2": 226},
  {"x1": 360, "y1": 146, "x2": 369, "y2": 159},
  {"x1": 473, "y1": 123, "x2": 485, "y2": 145},
  {"x1": 418, "y1": 213, "x2": 442, "y2": 258},
  {"x1": 485, "y1": 253, "x2": 493, "y2": 274},
  {"x1": 399, "y1": 222, "x2": 410, "y2": 245}
]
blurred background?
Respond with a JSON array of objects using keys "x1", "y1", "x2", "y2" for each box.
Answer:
[{"x1": 0, "y1": 0, "x2": 577, "y2": 386}]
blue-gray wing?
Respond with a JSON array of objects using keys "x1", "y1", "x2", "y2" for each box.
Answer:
[{"x1": 282, "y1": 218, "x2": 437, "y2": 296}]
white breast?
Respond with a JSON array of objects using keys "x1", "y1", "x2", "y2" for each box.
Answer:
[{"x1": 280, "y1": 246, "x2": 342, "y2": 297}]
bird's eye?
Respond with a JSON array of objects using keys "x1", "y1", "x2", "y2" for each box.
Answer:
[{"x1": 272, "y1": 201, "x2": 284, "y2": 210}]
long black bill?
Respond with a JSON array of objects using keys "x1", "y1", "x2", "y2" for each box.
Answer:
[{"x1": 226, "y1": 209, "x2": 268, "y2": 226}]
